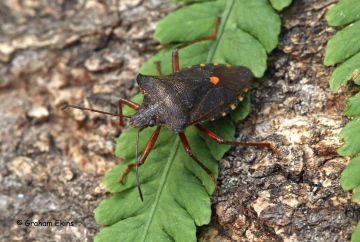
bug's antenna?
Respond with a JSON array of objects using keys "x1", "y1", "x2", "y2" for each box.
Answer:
[
  {"x1": 136, "y1": 127, "x2": 145, "y2": 201},
  {"x1": 62, "y1": 104, "x2": 132, "y2": 119}
]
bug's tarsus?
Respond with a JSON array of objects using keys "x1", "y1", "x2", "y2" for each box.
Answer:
[{"x1": 195, "y1": 124, "x2": 280, "y2": 159}]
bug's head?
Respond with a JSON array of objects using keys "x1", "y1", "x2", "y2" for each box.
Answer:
[
  {"x1": 129, "y1": 74, "x2": 163, "y2": 128},
  {"x1": 130, "y1": 105, "x2": 157, "y2": 128}
]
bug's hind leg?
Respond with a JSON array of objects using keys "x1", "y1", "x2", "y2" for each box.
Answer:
[
  {"x1": 195, "y1": 124, "x2": 280, "y2": 158},
  {"x1": 178, "y1": 133, "x2": 218, "y2": 190}
]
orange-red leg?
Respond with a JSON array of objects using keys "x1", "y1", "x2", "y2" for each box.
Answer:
[
  {"x1": 195, "y1": 124, "x2": 280, "y2": 158},
  {"x1": 120, "y1": 126, "x2": 161, "y2": 184},
  {"x1": 172, "y1": 17, "x2": 220, "y2": 72},
  {"x1": 178, "y1": 132, "x2": 218, "y2": 190},
  {"x1": 114, "y1": 98, "x2": 140, "y2": 126},
  {"x1": 154, "y1": 61, "x2": 162, "y2": 77}
]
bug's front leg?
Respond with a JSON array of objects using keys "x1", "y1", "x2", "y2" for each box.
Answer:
[
  {"x1": 119, "y1": 126, "x2": 161, "y2": 183},
  {"x1": 113, "y1": 98, "x2": 140, "y2": 126}
]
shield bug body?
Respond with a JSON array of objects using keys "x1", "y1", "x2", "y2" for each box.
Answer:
[
  {"x1": 133, "y1": 64, "x2": 253, "y2": 132},
  {"x1": 63, "y1": 18, "x2": 279, "y2": 200}
]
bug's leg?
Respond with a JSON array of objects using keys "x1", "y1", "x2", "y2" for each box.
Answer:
[
  {"x1": 178, "y1": 132, "x2": 218, "y2": 190},
  {"x1": 120, "y1": 126, "x2": 161, "y2": 183},
  {"x1": 113, "y1": 98, "x2": 140, "y2": 126},
  {"x1": 172, "y1": 17, "x2": 220, "y2": 72},
  {"x1": 195, "y1": 124, "x2": 280, "y2": 158},
  {"x1": 154, "y1": 61, "x2": 162, "y2": 77}
]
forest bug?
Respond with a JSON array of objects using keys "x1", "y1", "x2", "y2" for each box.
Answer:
[{"x1": 63, "y1": 18, "x2": 279, "y2": 201}]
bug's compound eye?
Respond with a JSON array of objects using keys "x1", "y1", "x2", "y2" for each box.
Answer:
[{"x1": 148, "y1": 119, "x2": 155, "y2": 127}]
